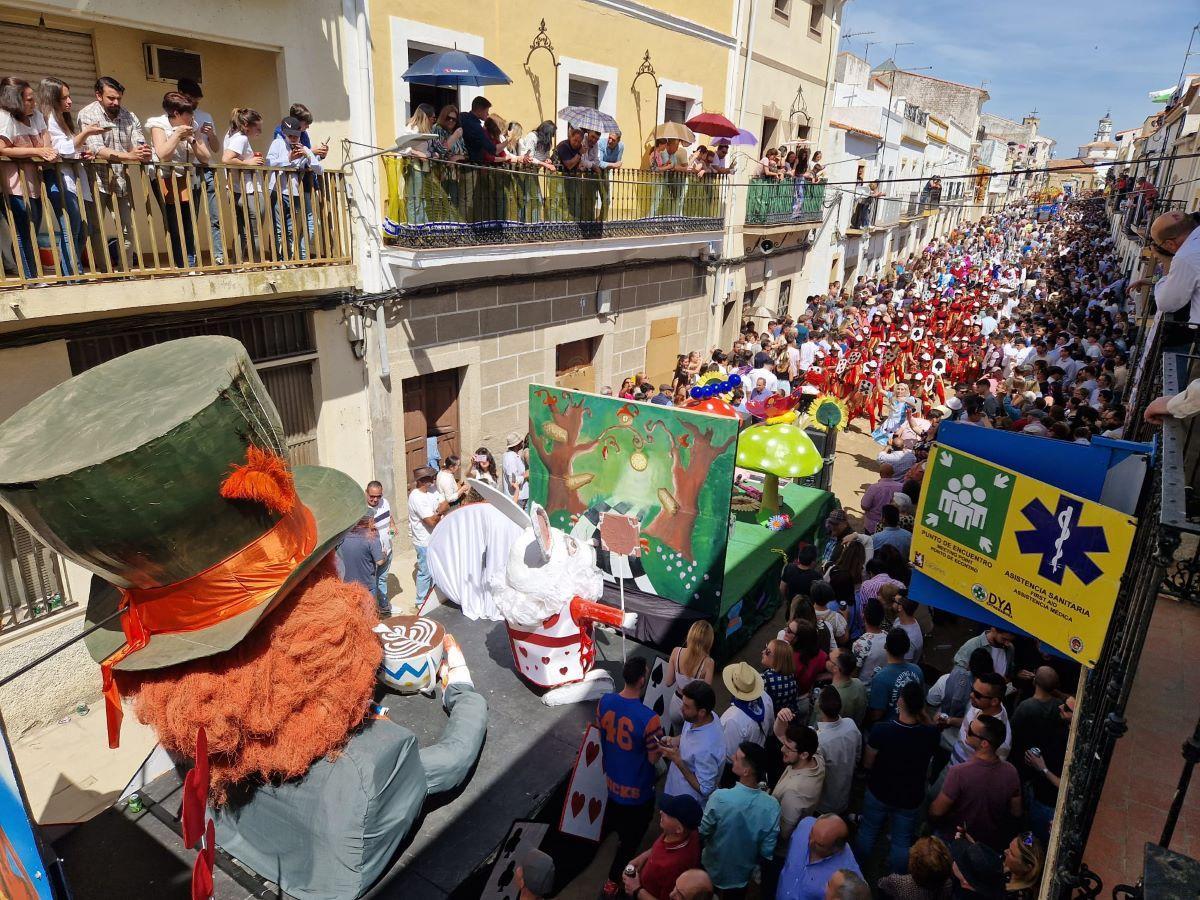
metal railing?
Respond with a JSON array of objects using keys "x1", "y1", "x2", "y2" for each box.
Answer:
[
  {"x1": 744, "y1": 179, "x2": 825, "y2": 227},
  {"x1": 870, "y1": 195, "x2": 903, "y2": 229},
  {"x1": 1046, "y1": 318, "x2": 1200, "y2": 899},
  {"x1": 0, "y1": 160, "x2": 352, "y2": 289},
  {"x1": 381, "y1": 156, "x2": 729, "y2": 248}
]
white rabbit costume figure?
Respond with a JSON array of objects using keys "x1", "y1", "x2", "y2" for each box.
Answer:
[{"x1": 469, "y1": 479, "x2": 636, "y2": 694}]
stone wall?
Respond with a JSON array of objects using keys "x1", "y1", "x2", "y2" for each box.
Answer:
[{"x1": 384, "y1": 258, "x2": 712, "y2": 460}]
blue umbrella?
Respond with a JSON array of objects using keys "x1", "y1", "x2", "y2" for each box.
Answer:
[
  {"x1": 558, "y1": 106, "x2": 620, "y2": 134},
  {"x1": 402, "y1": 50, "x2": 512, "y2": 87}
]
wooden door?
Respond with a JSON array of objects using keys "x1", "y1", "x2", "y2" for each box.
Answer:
[
  {"x1": 556, "y1": 337, "x2": 597, "y2": 393},
  {"x1": 401, "y1": 369, "x2": 462, "y2": 488}
]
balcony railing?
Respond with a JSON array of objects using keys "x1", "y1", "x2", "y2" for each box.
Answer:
[
  {"x1": 744, "y1": 179, "x2": 826, "y2": 227},
  {"x1": 1045, "y1": 318, "x2": 1200, "y2": 899},
  {"x1": 848, "y1": 194, "x2": 903, "y2": 230},
  {"x1": 901, "y1": 118, "x2": 928, "y2": 145},
  {"x1": 0, "y1": 160, "x2": 352, "y2": 290},
  {"x1": 381, "y1": 157, "x2": 729, "y2": 248}
]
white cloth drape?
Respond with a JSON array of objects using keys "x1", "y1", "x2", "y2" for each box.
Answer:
[{"x1": 427, "y1": 503, "x2": 523, "y2": 621}]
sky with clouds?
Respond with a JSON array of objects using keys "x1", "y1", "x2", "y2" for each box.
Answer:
[{"x1": 839, "y1": 0, "x2": 1198, "y2": 155}]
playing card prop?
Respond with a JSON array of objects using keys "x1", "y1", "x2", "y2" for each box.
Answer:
[
  {"x1": 642, "y1": 655, "x2": 672, "y2": 722},
  {"x1": 181, "y1": 727, "x2": 215, "y2": 900},
  {"x1": 483, "y1": 820, "x2": 549, "y2": 900},
  {"x1": 527, "y1": 386, "x2": 738, "y2": 614},
  {"x1": 912, "y1": 445, "x2": 1136, "y2": 667},
  {"x1": 558, "y1": 726, "x2": 607, "y2": 842}
]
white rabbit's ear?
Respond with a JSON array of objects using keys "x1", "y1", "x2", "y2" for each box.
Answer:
[
  {"x1": 529, "y1": 503, "x2": 553, "y2": 563},
  {"x1": 467, "y1": 478, "x2": 533, "y2": 530}
]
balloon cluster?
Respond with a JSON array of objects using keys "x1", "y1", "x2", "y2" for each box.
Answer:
[{"x1": 690, "y1": 375, "x2": 741, "y2": 401}]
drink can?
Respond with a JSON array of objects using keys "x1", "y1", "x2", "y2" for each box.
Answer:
[
  {"x1": 126, "y1": 793, "x2": 144, "y2": 814},
  {"x1": 624, "y1": 864, "x2": 637, "y2": 878},
  {"x1": 76, "y1": 703, "x2": 90, "y2": 717}
]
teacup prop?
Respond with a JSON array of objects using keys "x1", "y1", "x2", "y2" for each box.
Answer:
[{"x1": 375, "y1": 615, "x2": 445, "y2": 694}]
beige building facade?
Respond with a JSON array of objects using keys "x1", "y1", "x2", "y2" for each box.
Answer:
[{"x1": 0, "y1": 0, "x2": 373, "y2": 732}]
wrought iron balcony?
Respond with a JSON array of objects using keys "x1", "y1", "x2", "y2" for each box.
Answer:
[
  {"x1": 744, "y1": 179, "x2": 826, "y2": 227},
  {"x1": 381, "y1": 156, "x2": 729, "y2": 248}
]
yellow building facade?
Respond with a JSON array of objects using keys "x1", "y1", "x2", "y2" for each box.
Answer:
[{"x1": 370, "y1": 2, "x2": 736, "y2": 157}]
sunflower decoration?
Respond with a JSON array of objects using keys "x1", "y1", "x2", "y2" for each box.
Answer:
[{"x1": 807, "y1": 394, "x2": 849, "y2": 432}]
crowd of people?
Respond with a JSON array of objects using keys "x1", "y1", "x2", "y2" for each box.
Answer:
[
  {"x1": 390, "y1": 93, "x2": 753, "y2": 228},
  {"x1": 0, "y1": 73, "x2": 330, "y2": 280},
  {"x1": 546, "y1": 197, "x2": 1162, "y2": 900}
]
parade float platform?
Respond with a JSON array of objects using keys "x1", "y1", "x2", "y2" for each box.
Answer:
[
  {"x1": 50, "y1": 602, "x2": 613, "y2": 899},
  {"x1": 597, "y1": 481, "x2": 835, "y2": 659}
]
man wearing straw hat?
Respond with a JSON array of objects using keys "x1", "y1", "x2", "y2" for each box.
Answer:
[{"x1": 719, "y1": 661, "x2": 775, "y2": 766}]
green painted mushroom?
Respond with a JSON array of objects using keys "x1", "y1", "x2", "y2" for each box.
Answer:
[{"x1": 736, "y1": 422, "x2": 823, "y2": 519}]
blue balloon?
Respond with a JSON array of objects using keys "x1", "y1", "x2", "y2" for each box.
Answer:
[
  {"x1": 726, "y1": 375, "x2": 741, "y2": 392},
  {"x1": 690, "y1": 386, "x2": 704, "y2": 400}
]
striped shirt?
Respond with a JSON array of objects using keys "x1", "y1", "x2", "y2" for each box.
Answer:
[{"x1": 370, "y1": 497, "x2": 392, "y2": 555}]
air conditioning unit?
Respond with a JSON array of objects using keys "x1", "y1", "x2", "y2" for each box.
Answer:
[{"x1": 144, "y1": 44, "x2": 203, "y2": 85}]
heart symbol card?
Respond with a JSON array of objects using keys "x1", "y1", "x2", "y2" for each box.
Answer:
[{"x1": 558, "y1": 724, "x2": 607, "y2": 841}]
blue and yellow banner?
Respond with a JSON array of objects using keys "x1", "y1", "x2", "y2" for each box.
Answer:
[{"x1": 912, "y1": 445, "x2": 1137, "y2": 667}]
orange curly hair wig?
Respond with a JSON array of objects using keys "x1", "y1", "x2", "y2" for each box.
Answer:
[{"x1": 114, "y1": 556, "x2": 382, "y2": 803}]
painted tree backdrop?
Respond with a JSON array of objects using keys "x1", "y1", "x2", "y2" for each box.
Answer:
[{"x1": 527, "y1": 386, "x2": 738, "y2": 610}]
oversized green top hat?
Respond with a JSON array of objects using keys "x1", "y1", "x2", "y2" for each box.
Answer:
[{"x1": 0, "y1": 336, "x2": 363, "y2": 676}]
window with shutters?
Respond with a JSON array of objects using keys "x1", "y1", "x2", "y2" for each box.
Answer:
[
  {"x1": 663, "y1": 97, "x2": 690, "y2": 124},
  {"x1": 0, "y1": 511, "x2": 70, "y2": 634},
  {"x1": 775, "y1": 280, "x2": 792, "y2": 318},
  {"x1": 567, "y1": 78, "x2": 601, "y2": 110},
  {"x1": 67, "y1": 309, "x2": 321, "y2": 467},
  {"x1": 258, "y1": 361, "x2": 319, "y2": 466},
  {"x1": 0, "y1": 21, "x2": 96, "y2": 94}
]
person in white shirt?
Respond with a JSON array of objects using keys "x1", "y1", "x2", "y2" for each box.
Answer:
[
  {"x1": 502, "y1": 432, "x2": 529, "y2": 505},
  {"x1": 222, "y1": 107, "x2": 266, "y2": 259},
  {"x1": 435, "y1": 455, "x2": 469, "y2": 507},
  {"x1": 407, "y1": 466, "x2": 448, "y2": 606},
  {"x1": 0, "y1": 77, "x2": 57, "y2": 279},
  {"x1": 177, "y1": 77, "x2": 224, "y2": 264},
  {"x1": 947, "y1": 672, "x2": 1012, "y2": 767},
  {"x1": 1130, "y1": 211, "x2": 1200, "y2": 324},
  {"x1": 365, "y1": 480, "x2": 394, "y2": 615},
  {"x1": 36, "y1": 77, "x2": 103, "y2": 276},
  {"x1": 798, "y1": 334, "x2": 817, "y2": 373},
  {"x1": 744, "y1": 363, "x2": 779, "y2": 397},
  {"x1": 266, "y1": 115, "x2": 322, "y2": 259},
  {"x1": 146, "y1": 91, "x2": 211, "y2": 269},
  {"x1": 719, "y1": 663, "x2": 775, "y2": 764},
  {"x1": 813, "y1": 688, "x2": 861, "y2": 814}
]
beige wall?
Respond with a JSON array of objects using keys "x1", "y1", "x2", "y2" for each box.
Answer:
[
  {"x1": 371, "y1": 0, "x2": 734, "y2": 154},
  {"x1": 0, "y1": 340, "x2": 98, "y2": 734},
  {"x1": 383, "y1": 266, "x2": 714, "y2": 593},
  {"x1": 313, "y1": 307, "x2": 374, "y2": 485},
  {"x1": 2, "y1": 0, "x2": 352, "y2": 149}
]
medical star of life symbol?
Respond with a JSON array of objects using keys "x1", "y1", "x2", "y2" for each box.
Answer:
[{"x1": 1014, "y1": 496, "x2": 1109, "y2": 586}]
